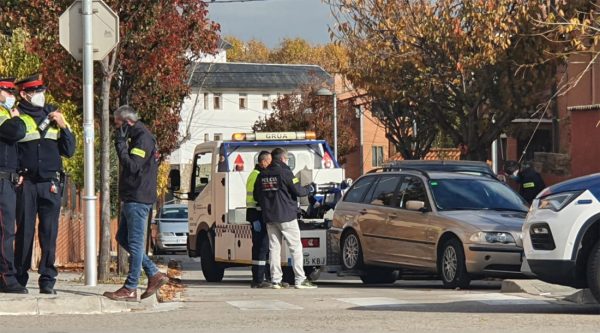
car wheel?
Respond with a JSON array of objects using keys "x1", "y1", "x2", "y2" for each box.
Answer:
[
  {"x1": 586, "y1": 240, "x2": 600, "y2": 303},
  {"x1": 341, "y1": 231, "x2": 363, "y2": 271},
  {"x1": 360, "y1": 269, "x2": 399, "y2": 284},
  {"x1": 305, "y1": 267, "x2": 321, "y2": 282},
  {"x1": 439, "y1": 238, "x2": 471, "y2": 289},
  {"x1": 199, "y1": 236, "x2": 224, "y2": 282}
]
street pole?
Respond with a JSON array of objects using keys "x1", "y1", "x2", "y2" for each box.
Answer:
[
  {"x1": 82, "y1": 0, "x2": 98, "y2": 286},
  {"x1": 333, "y1": 93, "x2": 338, "y2": 161}
]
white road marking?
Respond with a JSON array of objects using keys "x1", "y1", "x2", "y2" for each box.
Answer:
[
  {"x1": 455, "y1": 293, "x2": 549, "y2": 305},
  {"x1": 226, "y1": 300, "x2": 303, "y2": 311},
  {"x1": 337, "y1": 297, "x2": 412, "y2": 307}
]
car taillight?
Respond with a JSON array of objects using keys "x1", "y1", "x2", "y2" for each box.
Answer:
[{"x1": 301, "y1": 238, "x2": 320, "y2": 248}]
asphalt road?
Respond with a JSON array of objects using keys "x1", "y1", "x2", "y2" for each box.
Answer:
[{"x1": 2, "y1": 254, "x2": 600, "y2": 333}]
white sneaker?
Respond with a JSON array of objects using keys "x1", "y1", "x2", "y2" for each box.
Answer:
[{"x1": 295, "y1": 280, "x2": 317, "y2": 289}]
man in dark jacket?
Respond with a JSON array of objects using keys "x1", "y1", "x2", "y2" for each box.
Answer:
[
  {"x1": 514, "y1": 161, "x2": 546, "y2": 204},
  {"x1": 104, "y1": 105, "x2": 168, "y2": 302},
  {"x1": 0, "y1": 78, "x2": 27, "y2": 294},
  {"x1": 254, "y1": 147, "x2": 316, "y2": 289},
  {"x1": 14, "y1": 74, "x2": 75, "y2": 295}
]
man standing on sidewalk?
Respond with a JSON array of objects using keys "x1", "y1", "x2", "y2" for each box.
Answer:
[
  {"x1": 14, "y1": 75, "x2": 76, "y2": 295},
  {"x1": 246, "y1": 151, "x2": 272, "y2": 288},
  {"x1": 254, "y1": 148, "x2": 317, "y2": 289},
  {"x1": 0, "y1": 78, "x2": 27, "y2": 294},
  {"x1": 104, "y1": 105, "x2": 168, "y2": 302}
]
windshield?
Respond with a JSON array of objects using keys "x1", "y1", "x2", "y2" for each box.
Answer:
[
  {"x1": 159, "y1": 207, "x2": 188, "y2": 220},
  {"x1": 430, "y1": 179, "x2": 527, "y2": 212}
]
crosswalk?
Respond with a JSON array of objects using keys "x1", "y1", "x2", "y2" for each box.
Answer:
[{"x1": 224, "y1": 293, "x2": 549, "y2": 311}]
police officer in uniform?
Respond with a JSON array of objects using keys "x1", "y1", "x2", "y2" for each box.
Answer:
[
  {"x1": 246, "y1": 151, "x2": 272, "y2": 288},
  {"x1": 14, "y1": 75, "x2": 76, "y2": 294},
  {"x1": 513, "y1": 160, "x2": 545, "y2": 205},
  {"x1": 0, "y1": 78, "x2": 27, "y2": 293}
]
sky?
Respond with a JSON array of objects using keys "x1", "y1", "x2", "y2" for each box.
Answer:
[{"x1": 207, "y1": 0, "x2": 334, "y2": 47}]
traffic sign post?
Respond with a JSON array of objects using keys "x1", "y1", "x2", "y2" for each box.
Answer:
[{"x1": 59, "y1": 0, "x2": 119, "y2": 287}]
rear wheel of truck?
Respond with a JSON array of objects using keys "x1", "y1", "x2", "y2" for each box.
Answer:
[{"x1": 200, "y1": 236, "x2": 224, "y2": 282}]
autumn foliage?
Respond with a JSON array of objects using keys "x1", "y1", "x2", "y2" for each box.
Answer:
[{"x1": 0, "y1": 0, "x2": 220, "y2": 156}]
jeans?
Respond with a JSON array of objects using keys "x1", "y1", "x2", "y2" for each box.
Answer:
[
  {"x1": 266, "y1": 220, "x2": 306, "y2": 285},
  {"x1": 116, "y1": 202, "x2": 159, "y2": 289}
]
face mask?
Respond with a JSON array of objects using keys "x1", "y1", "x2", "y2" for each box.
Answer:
[
  {"x1": 30, "y1": 92, "x2": 45, "y2": 107},
  {"x1": 2, "y1": 96, "x2": 15, "y2": 109}
]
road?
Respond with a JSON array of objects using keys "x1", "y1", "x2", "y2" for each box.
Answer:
[{"x1": 2, "y1": 254, "x2": 600, "y2": 333}]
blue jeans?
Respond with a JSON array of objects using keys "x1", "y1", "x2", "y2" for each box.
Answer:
[{"x1": 116, "y1": 202, "x2": 159, "y2": 289}]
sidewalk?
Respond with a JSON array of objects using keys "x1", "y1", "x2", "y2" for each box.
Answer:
[{"x1": 0, "y1": 271, "x2": 182, "y2": 316}]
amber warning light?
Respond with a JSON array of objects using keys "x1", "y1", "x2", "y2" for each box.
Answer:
[{"x1": 231, "y1": 131, "x2": 317, "y2": 141}]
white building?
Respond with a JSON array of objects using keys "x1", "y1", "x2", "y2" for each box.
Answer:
[{"x1": 169, "y1": 58, "x2": 331, "y2": 168}]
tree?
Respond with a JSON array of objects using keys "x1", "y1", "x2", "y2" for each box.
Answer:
[
  {"x1": 327, "y1": 0, "x2": 557, "y2": 160},
  {"x1": 224, "y1": 36, "x2": 348, "y2": 73},
  {"x1": 253, "y1": 86, "x2": 358, "y2": 164},
  {"x1": 0, "y1": 0, "x2": 220, "y2": 280}
]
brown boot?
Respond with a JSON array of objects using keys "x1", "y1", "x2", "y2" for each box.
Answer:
[
  {"x1": 103, "y1": 286, "x2": 137, "y2": 302},
  {"x1": 141, "y1": 272, "x2": 169, "y2": 300}
]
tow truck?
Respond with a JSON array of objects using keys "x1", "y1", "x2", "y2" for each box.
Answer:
[{"x1": 168, "y1": 131, "x2": 348, "y2": 282}]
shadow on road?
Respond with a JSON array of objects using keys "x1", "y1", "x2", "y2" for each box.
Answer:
[{"x1": 347, "y1": 302, "x2": 600, "y2": 315}]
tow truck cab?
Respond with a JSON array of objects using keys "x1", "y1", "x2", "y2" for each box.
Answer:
[{"x1": 169, "y1": 131, "x2": 346, "y2": 282}]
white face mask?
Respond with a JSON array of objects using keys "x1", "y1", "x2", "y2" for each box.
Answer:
[
  {"x1": 2, "y1": 96, "x2": 15, "y2": 109},
  {"x1": 30, "y1": 92, "x2": 45, "y2": 107}
]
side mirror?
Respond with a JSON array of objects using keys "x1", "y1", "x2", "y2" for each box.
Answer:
[
  {"x1": 200, "y1": 177, "x2": 209, "y2": 185},
  {"x1": 169, "y1": 169, "x2": 181, "y2": 192},
  {"x1": 406, "y1": 200, "x2": 426, "y2": 212}
]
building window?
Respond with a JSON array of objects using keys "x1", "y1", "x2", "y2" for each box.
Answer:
[
  {"x1": 203, "y1": 93, "x2": 209, "y2": 110},
  {"x1": 214, "y1": 133, "x2": 223, "y2": 141},
  {"x1": 262, "y1": 94, "x2": 270, "y2": 110},
  {"x1": 239, "y1": 93, "x2": 247, "y2": 110},
  {"x1": 214, "y1": 93, "x2": 222, "y2": 110},
  {"x1": 204, "y1": 133, "x2": 209, "y2": 142},
  {"x1": 372, "y1": 146, "x2": 384, "y2": 167}
]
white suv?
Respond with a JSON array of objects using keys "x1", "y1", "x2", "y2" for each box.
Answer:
[{"x1": 522, "y1": 173, "x2": 600, "y2": 301}]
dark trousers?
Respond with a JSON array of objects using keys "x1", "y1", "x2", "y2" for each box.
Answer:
[
  {"x1": 0, "y1": 178, "x2": 19, "y2": 287},
  {"x1": 249, "y1": 210, "x2": 269, "y2": 283},
  {"x1": 14, "y1": 180, "x2": 62, "y2": 288}
]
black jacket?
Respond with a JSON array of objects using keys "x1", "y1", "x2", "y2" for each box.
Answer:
[
  {"x1": 17, "y1": 101, "x2": 76, "y2": 180},
  {"x1": 517, "y1": 167, "x2": 546, "y2": 203},
  {"x1": 253, "y1": 160, "x2": 309, "y2": 223},
  {"x1": 116, "y1": 121, "x2": 158, "y2": 204},
  {"x1": 0, "y1": 106, "x2": 26, "y2": 172}
]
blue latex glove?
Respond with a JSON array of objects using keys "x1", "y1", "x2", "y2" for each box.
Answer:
[{"x1": 252, "y1": 220, "x2": 262, "y2": 232}]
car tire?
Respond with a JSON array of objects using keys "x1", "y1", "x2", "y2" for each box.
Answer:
[
  {"x1": 341, "y1": 231, "x2": 364, "y2": 271},
  {"x1": 199, "y1": 236, "x2": 224, "y2": 282},
  {"x1": 586, "y1": 240, "x2": 600, "y2": 303},
  {"x1": 439, "y1": 238, "x2": 471, "y2": 289},
  {"x1": 360, "y1": 269, "x2": 399, "y2": 284}
]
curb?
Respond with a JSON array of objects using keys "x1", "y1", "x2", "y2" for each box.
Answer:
[
  {"x1": 501, "y1": 279, "x2": 599, "y2": 305},
  {"x1": 0, "y1": 292, "x2": 165, "y2": 316}
]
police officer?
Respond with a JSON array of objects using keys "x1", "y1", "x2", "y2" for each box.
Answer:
[
  {"x1": 254, "y1": 148, "x2": 317, "y2": 289},
  {"x1": 14, "y1": 74, "x2": 76, "y2": 294},
  {"x1": 246, "y1": 151, "x2": 272, "y2": 288},
  {"x1": 0, "y1": 78, "x2": 27, "y2": 294},
  {"x1": 513, "y1": 160, "x2": 546, "y2": 205}
]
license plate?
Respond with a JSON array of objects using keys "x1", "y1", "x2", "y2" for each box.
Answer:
[
  {"x1": 178, "y1": 239, "x2": 187, "y2": 244},
  {"x1": 303, "y1": 257, "x2": 325, "y2": 266}
]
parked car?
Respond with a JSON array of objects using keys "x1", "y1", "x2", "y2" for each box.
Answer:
[
  {"x1": 522, "y1": 173, "x2": 600, "y2": 301},
  {"x1": 153, "y1": 204, "x2": 189, "y2": 254},
  {"x1": 332, "y1": 169, "x2": 528, "y2": 288}
]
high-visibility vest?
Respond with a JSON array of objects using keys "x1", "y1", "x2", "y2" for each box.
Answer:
[
  {"x1": 18, "y1": 114, "x2": 60, "y2": 142},
  {"x1": 0, "y1": 106, "x2": 10, "y2": 126},
  {"x1": 246, "y1": 168, "x2": 261, "y2": 209}
]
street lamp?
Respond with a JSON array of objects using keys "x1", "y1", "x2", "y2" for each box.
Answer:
[{"x1": 316, "y1": 87, "x2": 338, "y2": 161}]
